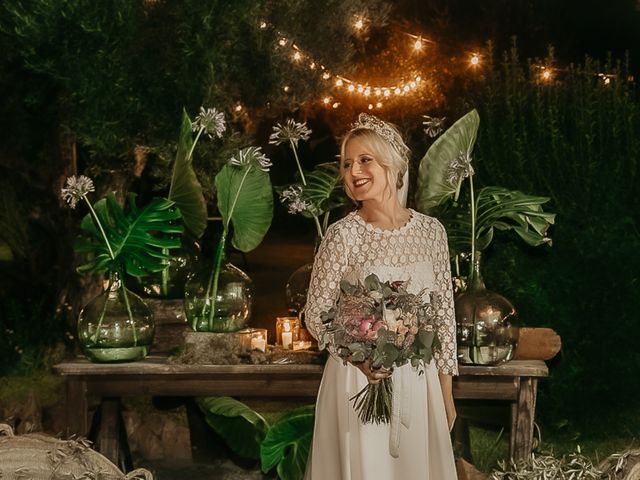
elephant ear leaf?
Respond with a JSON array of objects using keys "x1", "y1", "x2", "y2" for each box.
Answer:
[
  {"x1": 302, "y1": 162, "x2": 348, "y2": 217},
  {"x1": 168, "y1": 109, "x2": 208, "y2": 239},
  {"x1": 260, "y1": 405, "x2": 315, "y2": 480},
  {"x1": 416, "y1": 109, "x2": 480, "y2": 214},
  {"x1": 215, "y1": 162, "x2": 273, "y2": 252},
  {"x1": 75, "y1": 193, "x2": 183, "y2": 276},
  {"x1": 197, "y1": 396, "x2": 269, "y2": 460}
]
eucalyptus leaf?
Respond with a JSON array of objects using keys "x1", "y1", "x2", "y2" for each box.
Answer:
[
  {"x1": 76, "y1": 193, "x2": 183, "y2": 276},
  {"x1": 168, "y1": 110, "x2": 208, "y2": 239},
  {"x1": 197, "y1": 396, "x2": 269, "y2": 460},
  {"x1": 416, "y1": 109, "x2": 480, "y2": 213},
  {"x1": 260, "y1": 405, "x2": 315, "y2": 480},
  {"x1": 215, "y1": 162, "x2": 273, "y2": 252}
]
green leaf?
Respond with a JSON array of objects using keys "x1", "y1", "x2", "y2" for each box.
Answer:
[
  {"x1": 364, "y1": 273, "x2": 382, "y2": 291},
  {"x1": 260, "y1": 405, "x2": 315, "y2": 480},
  {"x1": 416, "y1": 109, "x2": 480, "y2": 213},
  {"x1": 168, "y1": 110, "x2": 208, "y2": 239},
  {"x1": 76, "y1": 193, "x2": 183, "y2": 276},
  {"x1": 301, "y1": 162, "x2": 348, "y2": 217},
  {"x1": 215, "y1": 162, "x2": 273, "y2": 252},
  {"x1": 197, "y1": 396, "x2": 269, "y2": 460}
]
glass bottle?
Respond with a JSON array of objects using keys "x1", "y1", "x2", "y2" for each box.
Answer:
[
  {"x1": 455, "y1": 253, "x2": 519, "y2": 365},
  {"x1": 77, "y1": 272, "x2": 155, "y2": 362}
]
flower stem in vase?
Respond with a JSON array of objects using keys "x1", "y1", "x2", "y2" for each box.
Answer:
[
  {"x1": 161, "y1": 247, "x2": 169, "y2": 297},
  {"x1": 120, "y1": 278, "x2": 138, "y2": 346},
  {"x1": 203, "y1": 234, "x2": 227, "y2": 331}
]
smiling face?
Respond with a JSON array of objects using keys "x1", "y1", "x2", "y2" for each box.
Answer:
[{"x1": 341, "y1": 135, "x2": 396, "y2": 204}]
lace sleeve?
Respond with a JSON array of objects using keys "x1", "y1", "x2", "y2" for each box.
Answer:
[
  {"x1": 431, "y1": 219, "x2": 459, "y2": 376},
  {"x1": 304, "y1": 223, "x2": 349, "y2": 343}
]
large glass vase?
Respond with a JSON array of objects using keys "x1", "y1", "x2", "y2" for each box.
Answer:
[
  {"x1": 77, "y1": 272, "x2": 155, "y2": 362},
  {"x1": 184, "y1": 262, "x2": 253, "y2": 332},
  {"x1": 455, "y1": 253, "x2": 519, "y2": 365},
  {"x1": 130, "y1": 236, "x2": 199, "y2": 299}
]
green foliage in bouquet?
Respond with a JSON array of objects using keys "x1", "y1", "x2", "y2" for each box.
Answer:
[
  {"x1": 416, "y1": 109, "x2": 556, "y2": 277},
  {"x1": 197, "y1": 397, "x2": 314, "y2": 480}
]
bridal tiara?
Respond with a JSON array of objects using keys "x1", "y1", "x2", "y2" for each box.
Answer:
[{"x1": 349, "y1": 113, "x2": 408, "y2": 157}]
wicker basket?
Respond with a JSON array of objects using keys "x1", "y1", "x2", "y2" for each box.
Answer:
[{"x1": 0, "y1": 423, "x2": 153, "y2": 480}]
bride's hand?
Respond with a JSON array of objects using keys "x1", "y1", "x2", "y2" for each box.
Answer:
[{"x1": 350, "y1": 358, "x2": 393, "y2": 384}]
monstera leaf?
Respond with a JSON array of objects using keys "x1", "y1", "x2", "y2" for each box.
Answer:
[
  {"x1": 168, "y1": 110, "x2": 208, "y2": 239},
  {"x1": 416, "y1": 109, "x2": 480, "y2": 213},
  {"x1": 474, "y1": 187, "x2": 556, "y2": 250},
  {"x1": 261, "y1": 405, "x2": 315, "y2": 480},
  {"x1": 197, "y1": 396, "x2": 269, "y2": 460},
  {"x1": 75, "y1": 193, "x2": 183, "y2": 276},
  {"x1": 215, "y1": 161, "x2": 273, "y2": 252}
]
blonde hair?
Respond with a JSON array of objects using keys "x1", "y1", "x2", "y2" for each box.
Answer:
[{"x1": 340, "y1": 123, "x2": 410, "y2": 202}]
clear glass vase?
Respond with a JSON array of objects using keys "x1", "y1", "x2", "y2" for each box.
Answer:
[
  {"x1": 77, "y1": 272, "x2": 155, "y2": 362},
  {"x1": 285, "y1": 262, "x2": 313, "y2": 316},
  {"x1": 130, "y1": 236, "x2": 199, "y2": 299},
  {"x1": 455, "y1": 253, "x2": 519, "y2": 365},
  {"x1": 184, "y1": 262, "x2": 253, "y2": 332}
]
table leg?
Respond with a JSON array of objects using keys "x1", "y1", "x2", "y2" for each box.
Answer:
[
  {"x1": 65, "y1": 377, "x2": 89, "y2": 437},
  {"x1": 511, "y1": 377, "x2": 538, "y2": 461}
]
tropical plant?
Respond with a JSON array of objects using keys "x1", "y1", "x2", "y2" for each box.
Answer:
[
  {"x1": 61, "y1": 175, "x2": 183, "y2": 322},
  {"x1": 270, "y1": 119, "x2": 348, "y2": 240},
  {"x1": 198, "y1": 397, "x2": 315, "y2": 480},
  {"x1": 194, "y1": 146, "x2": 274, "y2": 331},
  {"x1": 415, "y1": 109, "x2": 556, "y2": 280}
]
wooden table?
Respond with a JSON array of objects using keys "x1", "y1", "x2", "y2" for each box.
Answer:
[{"x1": 54, "y1": 357, "x2": 547, "y2": 465}]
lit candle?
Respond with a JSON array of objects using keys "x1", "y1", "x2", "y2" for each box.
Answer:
[{"x1": 282, "y1": 321, "x2": 293, "y2": 349}]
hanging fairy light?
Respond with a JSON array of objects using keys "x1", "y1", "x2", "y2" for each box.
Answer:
[
  {"x1": 540, "y1": 68, "x2": 553, "y2": 82},
  {"x1": 335, "y1": 79, "x2": 344, "y2": 87},
  {"x1": 414, "y1": 37, "x2": 423, "y2": 51},
  {"x1": 259, "y1": 21, "x2": 267, "y2": 29},
  {"x1": 292, "y1": 50, "x2": 302, "y2": 62},
  {"x1": 283, "y1": 85, "x2": 290, "y2": 92},
  {"x1": 322, "y1": 72, "x2": 331, "y2": 80},
  {"x1": 278, "y1": 38, "x2": 287, "y2": 47},
  {"x1": 323, "y1": 97, "x2": 331, "y2": 105},
  {"x1": 470, "y1": 53, "x2": 480, "y2": 66}
]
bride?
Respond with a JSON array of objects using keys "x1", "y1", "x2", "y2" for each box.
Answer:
[{"x1": 304, "y1": 113, "x2": 458, "y2": 479}]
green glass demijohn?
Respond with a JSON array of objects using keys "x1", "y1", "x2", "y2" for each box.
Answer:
[
  {"x1": 184, "y1": 261, "x2": 254, "y2": 332},
  {"x1": 77, "y1": 272, "x2": 155, "y2": 362},
  {"x1": 455, "y1": 253, "x2": 519, "y2": 365}
]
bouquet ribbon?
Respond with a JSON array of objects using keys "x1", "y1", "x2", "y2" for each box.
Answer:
[{"x1": 389, "y1": 366, "x2": 413, "y2": 458}]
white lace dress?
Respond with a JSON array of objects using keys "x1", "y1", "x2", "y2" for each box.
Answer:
[{"x1": 304, "y1": 209, "x2": 458, "y2": 480}]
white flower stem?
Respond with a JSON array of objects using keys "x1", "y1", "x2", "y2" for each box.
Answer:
[
  {"x1": 83, "y1": 196, "x2": 116, "y2": 260},
  {"x1": 469, "y1": 174, "x2": 477, "y2": 274},
  {"x1": 119, "y1": 279, "x2": 138, "y2": 345},
  {"x1": 185, "y1": 127, "x2": 204, "y2": 167},
  {"x1": 290, "y1": 140, "x2": 307, "y2": 186},
  {"x1": 313, "y1": 216, "x2": 324, "y2": 240}
]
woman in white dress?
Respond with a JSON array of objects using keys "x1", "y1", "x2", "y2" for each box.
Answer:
[{"x1": 304, "y1": 114, "x2": 458, "y2": 480}]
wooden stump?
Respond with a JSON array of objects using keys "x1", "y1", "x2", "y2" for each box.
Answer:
[{"x1": 514, "y1": 327, "x2": 561, "y2": 361}]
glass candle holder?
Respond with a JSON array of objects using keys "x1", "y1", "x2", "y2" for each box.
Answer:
[
  {"x1": 276, "y1": 317, "x2": 300, "y2": 349},
  {"x1": 238, "y1": 328, "x2": 268, "y2": 353}
]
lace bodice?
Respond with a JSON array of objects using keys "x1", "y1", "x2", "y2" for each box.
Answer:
[{"x1": 305, "y1": 209, "x2": 458, "y2": 376}]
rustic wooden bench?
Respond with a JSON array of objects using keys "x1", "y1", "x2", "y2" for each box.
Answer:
[{"x1": 53, "y1": 356, "x2": 547, "y2": 467}]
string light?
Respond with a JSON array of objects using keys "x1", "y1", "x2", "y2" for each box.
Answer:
[
  {"x1": 265, "y1": 27, "x2": 620, "y2": 110},
  {"x1": 234, "y1": 104, "x2": 243, "y2": 112}
]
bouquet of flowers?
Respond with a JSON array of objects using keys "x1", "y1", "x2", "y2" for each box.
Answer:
[{"x1": 319, "y1": 273, "x2": 442, "y2": 424}]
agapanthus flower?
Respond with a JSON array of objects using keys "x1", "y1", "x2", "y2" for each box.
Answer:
[
  {"x1": 229, "y1": 146, "x2": 273, "y2": 172},
  {"x1": 279, "y1": 185, "x2": 310, "y2": 214},
  {"x1": 422, "y1": 115, "x2": 446, "y2": 138},
  {"x1": 269, "y1": 119, "x2": 311, "y2": 147},
  {"x1": 61, "y1": 175, "x2": 95, "y2": 209},
  {"x1": 446, "y1": 151, "x2": 475, "y2": 186},
  {"x1": 192, "y1": 107, "x2": 226, "y2": 139}
]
